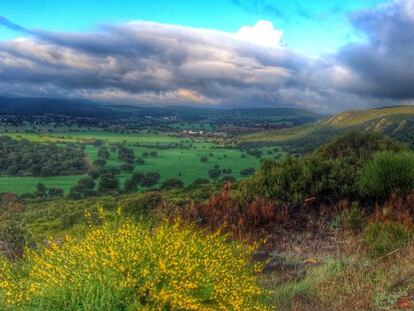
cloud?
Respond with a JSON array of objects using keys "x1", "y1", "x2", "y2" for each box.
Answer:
[
  {"x1": 236, "y1": 20, "x2": 283, "y2": 47},
  {"x1": 1, "y1": 1, "x2": 414, "y2": 113},
  {"x1": 332, "y1": 0, "x2": 414, "y2": 100},
  {"x1": 0, "y1": 19, "x2": 310, "y2": 108}
]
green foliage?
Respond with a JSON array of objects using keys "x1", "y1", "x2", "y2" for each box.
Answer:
[
  {"x1": 160, "y1": 178, "x2": 184, "y2": 190},
  {"x1": 208, "y1": 168, "x2": 221, "y2": 179},
  {"x1": 140, "y1": 172, "x2": 161, "y2": 188},
  {"x1": 97, "y1": 146, "x2": 110, "y2": 159},
  {"x1": 122, "y1": 192, "x2": 162, "y2": 218},
  {"x1": 117, "y1": 145, "x2": 135, "y2": 164},
  {"x1": 359, "y1": 151, "x2": 414, "y2": 200},
  {"x1": 98, "y1": 174, "x2": 119, "y2": 193},
  {"x1": 239, "y1": 132, "x2": 406, "y2": 205},
  {"x1": 0, "y1": 221, "x2": 269, "y2": 311},
  {"x1": 0, "y1": 136, "x2": 85, "y2": 177},
  {"x1": 240, "y1": 168, "x2": 256, "y2": 176},
  {"x1": 363, "y1": 222, "x2": 413, "y2": 257},
  {"x1": 339, "y1": 203, "x2": 366, "y2": 232},
  {"x1": 69, "y1": 177, "x2": 96, "y2": 199}
]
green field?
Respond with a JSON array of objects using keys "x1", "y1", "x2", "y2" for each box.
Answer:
[{"x1": 0, "y1": 131, "x2": 285, "y2": 194}]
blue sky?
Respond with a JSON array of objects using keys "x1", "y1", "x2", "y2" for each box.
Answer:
[
  {"x1": 1, "y1": 0, "x2": 412, "y2": 112},
  {"x1": 0, "y1": 0, "x2": 386, "y2": 56}
]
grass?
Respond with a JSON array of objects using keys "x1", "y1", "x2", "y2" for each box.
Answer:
[{"x1": 0, "y1": 131, "x2": 286, "y2": 194}]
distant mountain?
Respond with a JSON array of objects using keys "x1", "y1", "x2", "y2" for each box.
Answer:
[
  {"x1": 242, "y1": 105, "x2": 414, "y2": 152},
  {"x1": 0, "y1": 96, "x2": 321, "y2": 123}
]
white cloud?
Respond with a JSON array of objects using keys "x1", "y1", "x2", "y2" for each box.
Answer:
[{"x1": 236, "y1": 20, "x2": 283, "y2": 48}]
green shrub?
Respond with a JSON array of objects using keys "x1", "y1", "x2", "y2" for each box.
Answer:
[
  {"x1": 363, "y1": 222, "x2": 413, "y2": 257},
  {"x1": 0, "y1": 221, "x2": 269, "y2": 310},
  {"x1": 359, "y1": 151, "x2": 414, "y2": 200},
  {"x1": 339, "y1": 203, "x2": 366, "y2": 232},
  {"x1": 122, "y1": 193, "x2": 162, "y2": 218},
  {"x1": 239, "y1": 132, "x2": 407, "y2": 205}
]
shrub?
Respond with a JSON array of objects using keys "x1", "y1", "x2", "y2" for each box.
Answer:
[
  {"x1": 98, "y1": 174, "x2": 119, "y2": 193},
  {"x1": 359, "y1": 151, "x2": 414, "y2": 200},
  {"x1": 190, "y1": 178, "x2": 210, "y2": 187},
  {"x1": 140, "y1": 172, "x2": 161, "y2": 188},
  {"x1": 208, "y1": 168, "x2": 221, "y2": 179},
  {"x1": 363, "y1": 222, "x2": 413, "y2": 257},
  {"x1": 0, "y1": 221, "x2": 269, "y2": 310},
  {"x1": 122, "y1": 192, "x2": 162, "y2": 218},
  {"x1": 239, "y1": 132, "x2": 407, "y2": 205},
  {"x1": 160, "y1": 178, "x2": 184, "y2": 190},
  {"x1": 0, "y1": 217, "x2": 28, "y2": 259},
  {"x1": 339, "y1": 203, "x2": 366, "y2": 232},
  {"x1": 240, "y1": 168, "x2": 256, "y2": 176}
]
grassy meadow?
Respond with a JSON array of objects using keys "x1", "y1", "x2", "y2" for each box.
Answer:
[{"x1": 0, "y1": 130, "x2": 285, "y2": 194}]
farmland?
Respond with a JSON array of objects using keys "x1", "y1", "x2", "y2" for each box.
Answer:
[{"x1": 0, "y1": 129, "x2": 285, "y2": 194}]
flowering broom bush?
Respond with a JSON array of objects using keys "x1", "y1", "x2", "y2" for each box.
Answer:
[{"x1": 0, "y1": 217, "x2": 269, "y2": 310}]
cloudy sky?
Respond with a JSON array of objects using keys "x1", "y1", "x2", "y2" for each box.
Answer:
[{"x1": 0, "y1": 0, "x2": 413, "y2": 112}]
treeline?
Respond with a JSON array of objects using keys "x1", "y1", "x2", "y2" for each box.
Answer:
[{"x1": 0, "y1": 136, "x2": 85, "y2": 177}]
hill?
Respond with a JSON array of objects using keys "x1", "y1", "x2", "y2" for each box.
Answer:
[
  {"x1": 0, "y1": 96, "x2": 321, "y2": 123},
  {"x1": 241, "y1": 105, "x2": 414, "y2": 153}
]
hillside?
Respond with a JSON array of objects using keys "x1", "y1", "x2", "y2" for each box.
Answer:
[
  {"x1": 0, "y1": 96, "x2": 321, "y2": 123},
  {"x1": 241, "y1": 105, "x2": 414, "y2": 153}
]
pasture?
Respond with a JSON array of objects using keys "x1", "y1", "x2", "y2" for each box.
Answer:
[{"x1": 0, "y1": 130, "x2": 285, "y2": 194}]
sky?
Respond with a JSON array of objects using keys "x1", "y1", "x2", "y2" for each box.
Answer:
[{"x1": 0, "y1": 0, "x2": 414, "y2": 112}]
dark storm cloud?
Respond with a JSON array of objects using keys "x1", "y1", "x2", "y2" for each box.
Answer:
[
  {"x1": 334, "y1": 0, "x2": 414, "y2": 100},
  {"x1": 0, "y1": 19, "x2": 320, "y2": 108},
  {"x1": 1, "y1": 1, "x2": 414, "y2": 112}
]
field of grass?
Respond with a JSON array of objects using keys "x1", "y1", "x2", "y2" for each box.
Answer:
[{"x1": 0, "y1": 131, "x2": 285, "y2": 194}]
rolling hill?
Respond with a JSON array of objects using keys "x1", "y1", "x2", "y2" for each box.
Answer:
[
  {"x1": 0, "y1": 96, "x2": 321, "y2": 124},
  {"x1": 241, "y1": 105, "x2": 414, "y2": 153}
]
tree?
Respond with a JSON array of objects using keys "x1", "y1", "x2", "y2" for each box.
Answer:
[
  {"x1": 240, "y1": 168, "x2": 256, "y2": 176},
  {"x1": 208, "y1": 168, "x2": 221, "y2": 179},
  {"x1": 69, "y1": 177, "x2": 96, "y2": 199},
  {"x1": 123, "y1": 172, "x2": 146, "y2": 193},
  {"x1": 98, "y1": 174, "x2": 120, "y2": 193},
  {"x1": 97, "y1": 146, "x2": 110, "y2": 159},
  {"x1": 35, "y1": 183, "x2": 47, "y2": 198},
  {"x1": 160, "y1": 178, "x2": 184, "y2": 190},
  {"x1": 118, "y1": 146, "x2": 135, "y2": 164},
  {"x1": 93, "y1": 159, "x2": 106, "y2": 168},
  {"x1": 48, "y1": 188, "x2": 64, "y2": 197},
  {"x1": 141, "y1": 172, "x2": 161, "y2": 188}
]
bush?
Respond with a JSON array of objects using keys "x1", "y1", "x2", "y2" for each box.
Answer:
[
  {"x1": 208, "y1": 168, "x2": 221, "y2": 179},
  {"x1": 240, "y1": 168, "x2": 256, "y2": 176},
  {"x1": 98, "y1": 174, "x2": 119, "y2": 193},
  {"x1": 339, "y1": 203, "x2": 366, "y2": 232},
  {"x1": 239, "y1": 132, "x2": 407, "y2": 205},
  {"x1": 122, "y1": 193, "x2": 162, "y2": 218},
  {"x1": 0, "y1": 217, "x2": 27, "y2": 259},
  {"x1": 140, "y1": 172, "x2": 161, "y2": 188},
  {"x1": 363, "y1": 222, "x2": 413, "y2": 257},
  {"x1": 0, "y1": 221, "x2": 268, "y2": 310},
  {"x1": 359, "y1": 151, "x2": 414, "y2": 200},
  {"x1": 160, "y1": 178, "x2": 184, "y2": 190}
]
